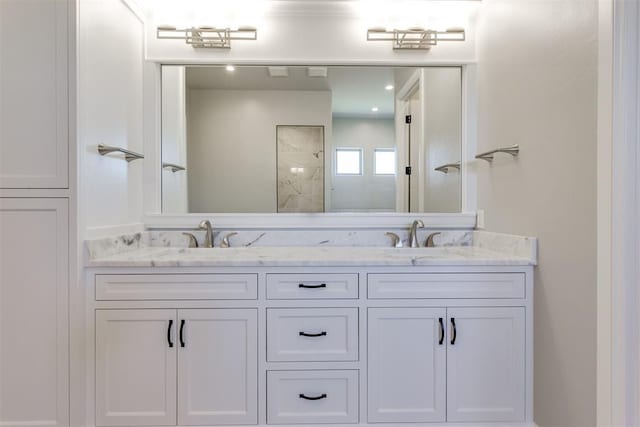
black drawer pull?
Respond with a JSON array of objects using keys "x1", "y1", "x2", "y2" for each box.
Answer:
[
  {"x1": 438, "y1": 317, "x2": 444, "y2": 345},
  {"x1": 450, "y1": 318, "x2": 457, "y2": 345},
  {"x1": 298, "y1": 283, "x2": 327, "y2": 289},
  {"x1": 299, "y1": 331, "x2": 327, "y2": 337},
  {"x1": 299, "y1": 393, "x2": 327, "y2": 401},
  {"x1": 179, "y1": 319, "x2": 186, "y2": 348},
  {"x1": 167, "y1": 319, "x2": 174, "y2": 348}
]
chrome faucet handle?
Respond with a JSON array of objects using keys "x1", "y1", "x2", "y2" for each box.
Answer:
[
  {"x1": 425, "y1": 232, "x2": 442, "y2": 248},
  {"x1": 385, "y1": 232, "x2": 403, "y2": 248},
  {"x1": 182, "y1": 232, "x2": 199, "y2": 248},
  {"x1": 220, "y1": 232, "x2": 238, "y2": 248},
  {"x1": 409, "y1": 219, "x2": 425, "y2": 248},
  {"x1": 198, "y1": 220, "x2": 214, "y2": 248}
]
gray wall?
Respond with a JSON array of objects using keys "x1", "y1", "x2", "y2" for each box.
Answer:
[
  {"x1": 161, "y1": 67, "x2": 188, "y2": 214},
  {"x1": 186, "y1": 89, "x2": 331, "y2": 213},
  {"x1": 423, "y1": 68, "x2": 462, "y2": 213},
  {"x1": 330, "y1": 117, "x2": 396, "y2": 212},
  {"x1": 475, "y1": 0, "x2": 597, "y2": 426}
]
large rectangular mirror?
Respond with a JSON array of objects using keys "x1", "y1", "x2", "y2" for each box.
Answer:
[{"x1": 161, "y1": 65, "x2": 462, "y2": 214}]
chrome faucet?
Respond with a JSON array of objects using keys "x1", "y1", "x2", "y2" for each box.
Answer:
[
  {"x1": 409, "y1": 220, "x2": 425, "y2": 248},
  {"x1": 198, "y1": 220, "x2": 214, "y2": 248}
]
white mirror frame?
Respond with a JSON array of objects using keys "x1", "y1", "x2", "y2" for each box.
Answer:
[{"x1": 142, "y1": 62, "x2": 478, "y2": 230}]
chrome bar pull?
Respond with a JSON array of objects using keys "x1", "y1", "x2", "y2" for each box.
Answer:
[{"x1": 97, "y1": 144, "x2": 144, "y2": 162}]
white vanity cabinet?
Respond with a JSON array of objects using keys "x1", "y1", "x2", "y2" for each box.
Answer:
[
  {"x1": 367, "y1": 307, "x2": 447, "y2": 423},
  {"x1": 367, "y1": 306, "x2": 526, "y2": 424},
  {"x1": 88, "y1": 266, "x2": 533, "y2": 427},
  {"x1": 95, "y1": 308, "x2": 258, "y2": 427}
]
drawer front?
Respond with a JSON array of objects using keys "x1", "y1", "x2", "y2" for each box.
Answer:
[
  {"x1": 267, "y1": 308, "x2": 358, "y2": 362},
  {"x1": 368, "y1": 273, "x2": 525, "y2": 299},
  {"x1": 267, "y1": 370, "x2": 359, "y2": 424},
  {"x1": 266, "y1": 273, "x2": 358, "y2": 299},
  {"x1": 95, "y1": 274, "x2": 258, "y2": 300}
]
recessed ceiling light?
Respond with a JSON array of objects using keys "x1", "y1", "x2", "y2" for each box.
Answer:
[
  {"x1": 225, "y1": 65, "x2": 235, "y2": 72},
  {"x1": 385, "y1": 84, "x2": 394, "y2": 90},
  {"x1": 371, "y1": 107, "x2": 379, "y2": 112}
]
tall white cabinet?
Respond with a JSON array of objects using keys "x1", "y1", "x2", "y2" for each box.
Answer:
[
  {"x1": 0, "y1": 199, "x2": 69, "y2": 426},
  {"x1": 0, "y1": 0, "x2": 69, "y2": 188},
  {"x1": 0, "y1": 0, "x2": 73, "y2": 426}
]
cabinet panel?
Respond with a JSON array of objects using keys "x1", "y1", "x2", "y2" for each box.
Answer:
[
  {"x1": 95, "y1": 309, "x2": 177, "y2": 426},
  {"x1": 177, "y1": 309, "x2": 258, "y2": 425},
  {"x1": 95, "y1": 274, "x2": 258, "y2": 300},
  {"x1": 368, "y1": 273, "x2": 525, "y2": 299},
  {"x1": 0, "y1": 0, "x2": 68, "y2": 188},
  {"x1": 267, "y1": 370, "x2": 359, "y2": 425},
  {"x1": 266, "y1": 273, "x2": 358, "y2": 299},
  {"x1": 367, "y1": 307, "x2": 446, "y2": 423},
  {"x1": 446, "y1": 307, "x2": 525, "y2": 422},
  {"x1": 0, "y1": 198, "x2": 68, "y2": 427},
  {"x1": 267, "y1": 308, "x2": 358, "y2": 362}
]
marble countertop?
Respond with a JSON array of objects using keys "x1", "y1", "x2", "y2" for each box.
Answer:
[{"x1": 86, "y1": 245, "x2": 536, "y2": 268}]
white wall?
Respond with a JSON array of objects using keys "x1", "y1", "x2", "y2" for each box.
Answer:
[
  {"x1": 143, "y1": 3, "x2": 479, "y2": 65},
  {"x1": 161, "y1": 66, "x2": 189, "y2": 213},
  {"x1": 423, "y1": 67, "x2": 462, "y2": 213},
  {"x1": 475, "y1": 1, "x2": 597, "y2": 426},
  {"x1": 331, "y1": 117, "x2": 396, "y2": 212},
  {"x1": 186, "y1": 89, "x2": 331, "y2": 213},
  {"x1": 79, "y1": 0, "x2": 145, "y2": 237}
]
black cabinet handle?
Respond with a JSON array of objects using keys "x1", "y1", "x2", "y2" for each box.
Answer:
[
  {"x1": 438, "y1": 317, "x2": 444, "y2": 345},
  {"x1": 298, "y1": 283, "x2": 327, "y2": 289},
  {"x1": 299, "y1": 331, "x2": 327, "y2": 337},
  {"x1": 299, "y1": 393, "x2": 327, "y2": 401},
  {"x1": 167, "y1": 319, "x2": 174, "y2": 348},
  {"x1": 179, "y1": 319, "x2": 186, "y2": 348},
  {"x1": 450, "y1": 318, "x2": 457, "y2": 345}
]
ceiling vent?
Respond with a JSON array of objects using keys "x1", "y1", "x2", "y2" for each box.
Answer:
[
  {"x1": 268, "y1": 66, "x2": 289, "y2": 77},
  {"x1": 307, "y1": 67, "x2": 328, "y2": 78}
]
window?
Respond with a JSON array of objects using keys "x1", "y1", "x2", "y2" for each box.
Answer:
[
  {"x1": 335, "y1": 148, "x2": 363, "y2": 175},
  {"x1": 374, "y1": 148, "x2": 396, "y2": 175}
]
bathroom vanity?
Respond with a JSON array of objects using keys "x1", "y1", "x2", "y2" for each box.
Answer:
[{"x1": 85, "y1": 233, "x2": 536, "y2": 427}]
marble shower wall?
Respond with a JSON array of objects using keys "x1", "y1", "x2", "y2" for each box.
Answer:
[{"x1": 277, "y1": 125, "x2": 324, "y2": 212}]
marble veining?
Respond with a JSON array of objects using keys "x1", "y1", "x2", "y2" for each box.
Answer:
[
  {"x1": 276, "y1": 126, "x2": 324, "y2": 213},
  {"x1": 85, "y1": 229, "x2": 537, "y2": 267},
  {"x1": 85, "y1": 232, "x2": 149, "y2": 260},
  {"x1": 147, "y1": 229, "x2": 473, "y2": 249},
  {"x1": 86, "y1": 245, "x2": 535, "y2": 268}
]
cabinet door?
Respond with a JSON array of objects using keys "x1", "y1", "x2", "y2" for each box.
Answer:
[
  {"x1": 446, "y1": 307, "x2": 525, "y2": 422},
  {"x1": 0, "y1": 199, "x2": 68, "y2": 426},
  {"x1": 177, "y1": 309, "x2": 258, "y2": 425},
  {"x1": 95, "y1": 310, "x2": 177, "y2": 426},
  {"x1": 367, "y1": 307, "x2": 446, "y2": 423},
  {"x1": 0, "y1": 0, "x2": 68, "y2": 188}
]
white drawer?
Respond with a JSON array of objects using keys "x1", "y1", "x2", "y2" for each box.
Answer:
[
  {"x1": 95, "y1": 274, "x2": 258, "y2": 300},
  {"x1": 266, "y1": 273, "x2": 358, "y2": 299},
  {"x1": 267, "y1": 370, "x2": 359, "y2": 425},
  {"x1": 368, "y1": 273, "x2": 525, "y2": 299},
  {"x1": 267, "y1": 308, "x2": 359, "y2": 362}
]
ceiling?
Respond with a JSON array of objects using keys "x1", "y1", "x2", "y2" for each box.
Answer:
[{"x1": 184, "y1": 66, "x2": 411, "y2": 118}]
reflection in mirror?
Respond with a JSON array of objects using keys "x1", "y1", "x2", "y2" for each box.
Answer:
[{"x1": 161, "y1": 65, "x2": 462, "y2": 214}]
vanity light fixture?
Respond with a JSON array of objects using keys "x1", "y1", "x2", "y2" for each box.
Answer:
[
  {"x1": 156, "y1": 25, "x2": 257, "y2": 49},
  {"x1": 367, "y1": 26, "x2": 465, "y2": 50}
]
